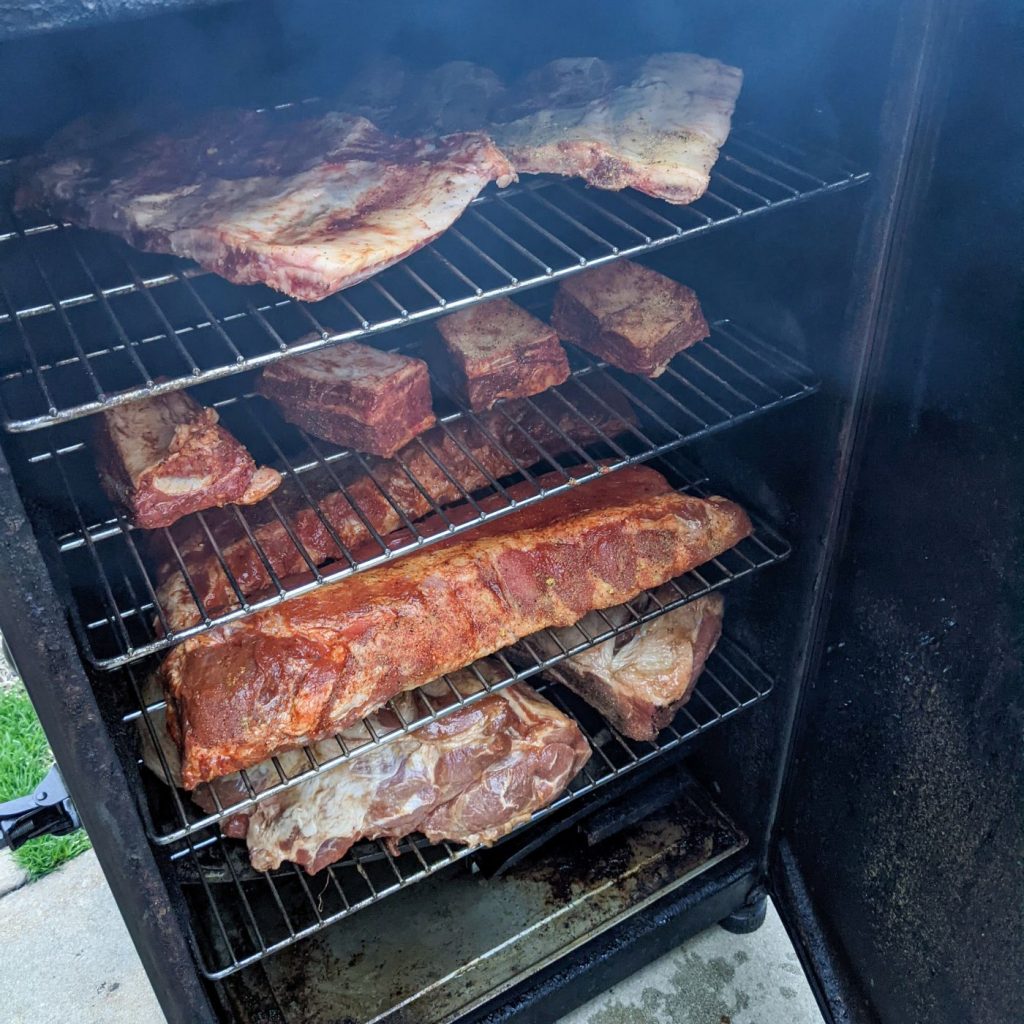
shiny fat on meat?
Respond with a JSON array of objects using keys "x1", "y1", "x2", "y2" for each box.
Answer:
[
  {"x1": 244, "y1": 671, "x2": 590, "y2": 873},
  {"x1": 140, "y1": 669, "x2": 591, "y2": 875},
  {"x1": 519, "y1": 590, "x2": 724, "y2": 741},
  {"x1": 17, "y1": 111, "x2": 515, "y2": 301},
  {"x1": 493, "y1": 52, "x2": 742, "y2": 205}
]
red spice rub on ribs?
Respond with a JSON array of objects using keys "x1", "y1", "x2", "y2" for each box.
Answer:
[
  {"x1": 152, "y1": 380, "x2": 634, "y2": 632},
  {"x1": 160, "y1": 464, "x2": 752, "y2": 788}
]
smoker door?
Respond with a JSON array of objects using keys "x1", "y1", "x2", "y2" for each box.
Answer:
[{"x1": 771, "y1": 4, "x2": 1024, "y2": 1023}]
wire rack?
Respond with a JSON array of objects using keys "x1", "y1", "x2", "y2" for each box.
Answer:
[
  {"x1": 18, "y1": 319, "x2": 812, "y2": 669},
  {"x1": 0, "y1": 126, "x2": 866, "y2": 431},
  {"x1": 121, "y1": 450, "x2": 788, "y2": 846},
  {"x1": 152, "y1": 633, "x2": 772, "y2": 980}
]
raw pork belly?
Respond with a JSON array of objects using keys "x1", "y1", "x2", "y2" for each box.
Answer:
[
  {"x1": 493, "y1": 52, "x2": 742, "y2": 205},
  {"x1": 257, "y1": 340, "x2": 435, "y2": 456},
  {"x1": 435, "y1": 297, "x2": 570, "y2": 411},
  {"x1": 552, "y1": 260, "x2": 709, "y2": 377},
  {"x1": 94, "y1": 391, "x2": 281, "y2": 530},
  {"x1": 523, "y1": 591, "x2": 725, "y2": 741},
  {"x1": 160, "y1": 464, "x2": 752, "y2": 787},
  {"x1": 18, "y1": 110, "x2": 514, "y2": 301}
]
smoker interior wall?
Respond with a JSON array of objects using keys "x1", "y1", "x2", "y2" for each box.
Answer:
[
  {"x1": 775, "y1": 5, "x2": 1024, "y2": 1023},
  {"x1": 627, "y1": 182, "x2": 870, "y2": 858}
]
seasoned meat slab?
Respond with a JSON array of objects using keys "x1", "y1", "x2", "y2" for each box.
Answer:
[
  {"x1": 95, "y1": 391, "x2": 281, "y2": 530},
  {"x1": 520, "y1": 590, "x2": 724, "y2": 741},
  {"x1": 435, "y1": 297, "x2": 570, "y2": 411},
  {"x1": 152, "y1": 380, "x2": 634, "y2": 632},
  {"x1": 17, "y1": 110, "x2": 514, "y2": 301},
  {"x1": 161, "y1": 464, "x2": 752, "y2": 787},
  {"x1": 142, "y1": 669, "x2": 589, "y2": 875},
  {"x1": 257, "y1": 341, "x2": 436, "y2": 456},
  {"x1": 552, "y1": 260, "x2": 709, "y2": 377},
  {"x1": 493, "y1": 52, "x2": 742, "y2": 205}
]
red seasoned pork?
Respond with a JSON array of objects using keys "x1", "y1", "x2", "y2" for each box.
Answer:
[
  {"x1": 152, "y1": 380, "x2": 634, "y2": 632},
  {"x1": 159, "y1": 464, "x2": 752, "y2": 787}
]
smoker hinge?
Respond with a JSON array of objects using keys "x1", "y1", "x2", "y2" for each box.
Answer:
[{"x1": 0, "y1": 765, "x2": 81, "y2": 850}]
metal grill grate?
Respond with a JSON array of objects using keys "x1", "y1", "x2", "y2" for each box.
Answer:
[
  {"x1": 154, "y1": 634, "x2": 772, "y2": 980},
  {"x1": 20, "y1": 321, "x2": 811, "y2": 669},
  {"x1": 0, "y1": 127, "x2": 866, "y2": 431},
  {"x1": 122, "y1": 451, "x2": 788, "y2": 846}
]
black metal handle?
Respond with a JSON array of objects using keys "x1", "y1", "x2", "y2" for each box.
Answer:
[{"x1": 0, "y1": 764, "x2": 81, "y2": 850}]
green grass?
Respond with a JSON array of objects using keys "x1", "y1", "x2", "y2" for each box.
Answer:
[{"x1": 0, "y1": 683, "x2": 90, "y2": 880}]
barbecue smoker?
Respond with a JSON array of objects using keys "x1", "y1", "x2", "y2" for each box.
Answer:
[{"x1": 0, "y1": 1, "x2": 1020, "y2": 1022}]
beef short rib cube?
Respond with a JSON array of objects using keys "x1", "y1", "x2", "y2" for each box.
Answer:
[
  {"x1": 435, "y1": 297, "x2": 570, "y2": 411},
  {"x1": 257, "y1": 340, "x2": 436, "y2": 457},
  {"x1": 551, "y1": 260, "x2": 709, "y2": 377}
]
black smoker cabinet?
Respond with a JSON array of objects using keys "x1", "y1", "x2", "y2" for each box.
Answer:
[{"x1": 0, "y1": 2, "x2": 1019, "y2": 1023}]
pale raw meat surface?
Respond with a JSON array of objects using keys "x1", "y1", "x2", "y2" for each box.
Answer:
[
  {"x1": 493, "y1": 52, "x2": 742, "y2": 204},
  {"x1": 18, "y1": 110, "x2": 514, "y2": 301},
  {"x1": 519, "y1": 590, "x2": 725, "y2": 740}
]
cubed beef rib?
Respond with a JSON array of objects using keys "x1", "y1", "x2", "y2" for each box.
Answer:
[
  {"x1": 257, "y1": 341, "x2": 436, "y2": 456},
  {"x1": 94, "y1": 391, "x2": 281, "y2": 530},
  {"x1": 519, "y1": 590, "x2": 724, "y2": 741},
  {"x1": 17, "y1": 110, "x2": 514, "y2": 302},
  {"x1": 434, "y1": 297, "x2": 570, "y2": 411},
  {"x1": 160, "y1": 464, "x2": 752, "y2": 788},
  {"x1": 552, "y1": 260, "x2": 709, "y2": 377}
]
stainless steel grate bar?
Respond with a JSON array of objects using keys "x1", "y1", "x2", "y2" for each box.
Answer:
[{"x1": 0, "y1": 128, "x2": 868, "y2": 429}]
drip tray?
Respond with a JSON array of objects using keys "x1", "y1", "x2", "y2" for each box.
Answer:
[{"x1": 228, "y1": 773, "x2": 746, "y2": 1024}]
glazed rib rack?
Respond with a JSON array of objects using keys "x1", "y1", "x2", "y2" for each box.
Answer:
[{"x1": 0, "y1": 125, "x2": 866, "y2": 431}]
